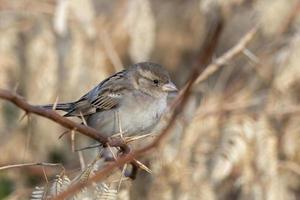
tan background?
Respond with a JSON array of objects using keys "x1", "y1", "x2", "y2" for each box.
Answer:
[{"x1": 0, "y1": 0, "x2": 300, "y2": 199}]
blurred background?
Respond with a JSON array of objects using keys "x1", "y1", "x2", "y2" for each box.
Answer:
[{"x1": 0, "y1": 0, "x2": 300, "y2": 199}]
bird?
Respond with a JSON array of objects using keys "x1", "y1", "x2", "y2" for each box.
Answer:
[{"x1": 42, "y1": 62, "x2": 178, "y2": 138}]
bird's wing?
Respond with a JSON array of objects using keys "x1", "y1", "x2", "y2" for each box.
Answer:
[{"x1": 64, "y1": 70, "x2": 131, "y2": 117}]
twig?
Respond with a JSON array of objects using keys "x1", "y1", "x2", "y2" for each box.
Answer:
[
  {"x1": 115, "y1": 110, "x2": 125, "y2": 140},
  {"x1": 133, "y1": 159, "x2": 152, "y2": 174},
  {"x1": 58, "y1": 130, "x2": 70, "y2": 139},
  {"x1": 0, "y1": 162, "x2": 64, "y2": 171},
  {"x1": 0, "y1": 89, "x2": 131, "y2": 167},
  {"x1": 42, "y1": 166, "x2": 49, "y2": 183},
  {"x1": 194, "y1": 26, "x2": 258, "y2": 84},
  {"x1": 79, "y1": 112, "x2": 87, "y2": 126},
  {"x1": 124, "y1": 133, "x2": 155, "y2": 143},
  {"x1": 71, "y1": 129, "x2": 75, "y2": 152},
  {"x1": 107, "y1": 143, "x2": 118, "y2": 161},
  {"x1": 50, "y1": 18, "x2": 227, "y2": 200},
  {"x1": 242, "y1": 48, "x2": 259, "y2": 64},
  {"x1": 118, "y1": 164, "x2": 127, "y2": 191},
  {"x1": 0, "y1": 24, "x2": 258, "y2": 199},
  {"x1": 78, "y1": 151, "x2": 86, "y2": 171},
  {"x1": 52, "y1": 96, "x2": 59, "y2": 110},
  {"x1": 0, "y1": 89, "x2": 109, "y2": 145},
  {"x1": 23, "y1": 114, "x2": 32, "y2": 161},
  {"x1": 18, "y1": 112, "x2": 28, "y2": 122}
]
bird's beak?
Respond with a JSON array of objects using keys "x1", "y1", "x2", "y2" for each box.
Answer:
[{"x1": 162, "y1": 82, "x2": 178, "y2": 92}]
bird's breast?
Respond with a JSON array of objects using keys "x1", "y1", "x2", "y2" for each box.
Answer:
[
  {"x1": 86, "y1": 92, "x2": 167, "y2": 137},
  {"x1": 118, "y1": 93, "x2": 167, "y2": 135}
]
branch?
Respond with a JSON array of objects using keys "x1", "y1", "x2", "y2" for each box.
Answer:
[
  {"x1": 0, "y1": 162, "x2": 64, "y2": 171},
  {"x1": 0, "y1": 88, "x2": 135, "y2": 175},
  {"x1": 195, "y1": 26, "x2": 258, "y2": 84},
  {"x1": 50, "y1": 19, "x2": 227, "y2": 200},
  {"x1": 0, "y1": 23, "x2": 258, "y2": 199},
  {"x1": 0, "y1": 89, "x2": 111, "y2": 145}
]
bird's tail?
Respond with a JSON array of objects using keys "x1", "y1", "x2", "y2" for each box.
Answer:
[{"x1": 41, "y1": 102, "x2": 74, "y2": 112}]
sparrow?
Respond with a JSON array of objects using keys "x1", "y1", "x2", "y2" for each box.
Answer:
[{"x1": 43, "y1": 62, "x2": 178, "y2": 137}]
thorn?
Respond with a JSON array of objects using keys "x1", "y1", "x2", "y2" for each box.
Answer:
[
  {"x1": 243, "y1": 48, "x2": 259, "y2": 64},
  {"x1": 107, "y1": 143, "x2": 117, "y2": 161},
  {"x1": 19, "y1": 112, "x2": 28, "y2": 122},
  {"x1": 80, "y1": 112, "x2": 87, "y2": 126},
  {"x1": 133, "y1": 159, "x2": 152, "y2": 174},
  {"x1": 78, "y1": 151, "x2": 85, "y2": 171},
  {"x1": 58, "y1": 130, "x2": 69, "y2": 139},
  {"x1": 42, "y1": 166, "x2": 49, "y2": 183},
  {"x1": 13, "y1": 82, "x2": 19, "y2": 93},
  {"x1": 116, "y1": 110, "x2": 125, "y2": 141},
  {"x1": 124, "y1": 133, "x2": 154, "y2": 143},
  {"x1": 71, "y1": 129, "x2": 75, "y2": 152},
  {"x1": 118, "y1": 164, "x2": 127, "y2": 191},
  {"x1": 52, "y1": 96, "x2": 59, "y2": 110}
]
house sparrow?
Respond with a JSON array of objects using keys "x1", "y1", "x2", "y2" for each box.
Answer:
[{"x1": 43, "y1": 62, "x2": 177, "y2": 137}]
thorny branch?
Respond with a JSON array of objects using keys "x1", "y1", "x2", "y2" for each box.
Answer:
[
  {"x1": 51, "y1": 24, "x2": 259, "y2": 200},
  {"x1": 0, "y1": 88, "x2": 139, "y2": 177},
  {"x1": 49, "y1": 23, "x2": 253, "y2": 200},
  {"x1": 0, "y1": 24, "x2": 258, "y2": 199},
  {"x1": 0, "y1": 89, "x2": 130, "y2": 150}
]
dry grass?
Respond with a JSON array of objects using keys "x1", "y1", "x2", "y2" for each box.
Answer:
[{"x1": 0, "y1": 0, "x2": 300, "y2": 199}]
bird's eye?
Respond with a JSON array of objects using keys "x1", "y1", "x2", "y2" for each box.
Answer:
[{"x1": 153, "y1": 79, "x2": 159, "y2": 85}]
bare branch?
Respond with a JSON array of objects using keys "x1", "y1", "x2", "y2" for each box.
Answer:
[
  {"x1": 0, "y1": 23, "x2": 258, "y2": 199},
  {"x1": 51, "y1": 18, "x2": 228, "y2": 200},
  {"x1": 195, "y1": 26, "x2": 258, "y2": 84},
  {"x1": 0, "y1": 162, "x2": 64, "y2": 171},
  {"x1": 0, "y1": 89, "x2": 109, "y2": 144}
]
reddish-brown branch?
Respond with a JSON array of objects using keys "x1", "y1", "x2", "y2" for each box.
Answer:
[
  {"x1": 50, "y1": 74, "x2": 199, "y2": 200},
  {"x1": 0, "y1": 89, "x2": 109, "y2": 145},
  {"x1": 0, "y1": 22, "x2": 258, "y2": 199},
  {"x1": 0, "y1": 89, "x2": 140, "y2": 177},
  {"x1": 50, "y1": 18, "x2": 227, "y2": 200}
]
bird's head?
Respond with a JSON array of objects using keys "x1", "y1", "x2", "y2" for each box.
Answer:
[{"x1": 130, "y1": 62, "x2": 178, "y2": 98}]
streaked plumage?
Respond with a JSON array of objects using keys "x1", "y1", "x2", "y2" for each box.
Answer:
[{"x1": 43, "y1": 62, "x2": 177, "y2": 137}]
